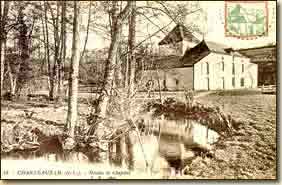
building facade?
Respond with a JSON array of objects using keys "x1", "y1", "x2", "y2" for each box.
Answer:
[
  {"x1": 140, "y1": 24, "x2": 258, "y2": 91},
  {"x1": 193, "y1": 51, "x2": 257, "y2": 90},
  {"x1": 237, "y1": 45, "x2": 276, "y2": 86}
]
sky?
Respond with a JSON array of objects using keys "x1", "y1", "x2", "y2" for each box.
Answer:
[{"x1": 53, "y1": 1, "x2": 277, "y2": 54}]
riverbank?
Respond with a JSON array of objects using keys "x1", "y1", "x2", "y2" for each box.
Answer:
[{"x1": 1, "y1": 91, "x2": 277, "y2": 179}]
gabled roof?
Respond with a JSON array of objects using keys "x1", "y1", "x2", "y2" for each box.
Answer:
[
  {"x1": 158, "y1": 24, "x2": 200, "y2": 45},
  {"x1": 181, "y1": 40, "x2": 247, "y2": 66},
  {"x1": 181, "y1": 40, "x2": 211, "y2": 66}
]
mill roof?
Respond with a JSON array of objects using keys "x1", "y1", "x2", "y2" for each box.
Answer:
[
  {"x1": 158, "y1": 24, "x2": 201, "y2": 45},
  {"x1": 181, "y1": 40, "x2": 247, "y2": 66}
]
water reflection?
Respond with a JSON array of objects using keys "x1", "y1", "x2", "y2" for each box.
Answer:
[
  {"x1": 2, "y1": 119, "x2": 219, "y2": 178},
  {"x1": 130, "y1": 119, "x2": 219, "y2": 176}
]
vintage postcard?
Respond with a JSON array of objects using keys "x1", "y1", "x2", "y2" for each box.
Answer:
[{"x1": 0, "y1": 1, "x2": 277, "y2": 180}]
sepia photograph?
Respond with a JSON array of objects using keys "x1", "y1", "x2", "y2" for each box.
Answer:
[{"x1": 0, "y1": 1, "x2": 277, "y2": 180}]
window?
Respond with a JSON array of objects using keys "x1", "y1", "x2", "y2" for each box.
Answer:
[
  {"x1": 222, "y1": 61, "x2": 224, "y2": 71},
  {"x1": 221, "y1": 57, "x2": 224, "y2": 71},
  {"x1": 205, "y1": 77, "x2": 210, "y2": 90},
  {"x1": 206, "y1": 62, "x2": 209, "y2": 74},
  {"x1": 163, "y1": 79, "x2": 167, "y2": 90},
  {"x1": 240, "y1": 78, "x2": 244, "y2": 87},
  {"x1": 242, "y1": 63, "x2": 244, "y2": 73},
  {"x1": 232, "y1": 63, "x2": 235, "y2": 75},
  {"x1": 232, "y1": 77, "x2": 235, "y2": 87},
  {"x1": 201, "y1": 63, "x2": 203, "y2": 75},
  {"x1": 175, "y1": 79, "x2": 179, "y2": 86}
]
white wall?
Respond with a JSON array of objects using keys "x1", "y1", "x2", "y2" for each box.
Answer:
[
  {"x1": 194, "y1": 53, "x2": 258, "y2": 90},
  {"x1": 140, "y1": 52, "x2": 257, "y2": 91}
]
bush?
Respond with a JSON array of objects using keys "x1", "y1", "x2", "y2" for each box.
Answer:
[
  {"x1": 2, "y1": 92, "x2": 16, "y2": 101},
  {"x1": 144, "y1": 98, "x2": 235, "y2": 135}
]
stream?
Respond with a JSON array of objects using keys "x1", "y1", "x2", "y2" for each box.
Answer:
[{"x1": 1, "y1": 119, "x2": 220, "y2": 179}]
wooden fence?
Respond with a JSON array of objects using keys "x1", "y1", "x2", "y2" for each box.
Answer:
[{"x1": 261, "y1": 85, "x2": 276, "y2": 94}]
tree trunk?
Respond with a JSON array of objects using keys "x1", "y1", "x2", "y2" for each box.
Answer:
[
  {"x1": 48, "y1": 2, "x2": 60, "y2": 101},
  {"x1": 66, "y1": 1, "x2": 80, "y2": 137},
  {"x1": 17, "y1": 5, "x2": 31, "y2": 95},
  {"x1": 40, "y1": 11, "x2": 50, "y2": 90},
  {"x1": 80, "y1": 1, "x2": 92, "y2": 64},
  {"x1": 7, "y1": 57, "x2": 17, "y2": 96},
  {"x1": 114, "y1": 2, "x2": 124, "y2": 89},
  {"x1": 111, "y1": 2, "x2": 120, "y2": 89},
  {"x1": 95, "y1": 25, "x2": 121, "y2": 119},
  {"x1": 0, "y1": 39, "x2": 4, "y2": 96},
  {"x1": 0, "y1": 0, "x2": 3, "y2": 96},
  {"x1": 58, "y1": 1, "x2": 66, "y2": 101},
  {"x1": 124, "y1": 49, "x2": 129, "y2": 88},
  {"x1": 44, "y1": 2, "x2": 52, "y2": 99},
  {"x1": 62, "y1": 2, "x2": 67, "y2": 98},
  {"x1": 78, "y1": 1, "x2": 92, "y2": 85},
  {"x1": 127, "y1": 1, "x2": 136, "y2": 97},
  {"x1": 0, "y1": 1, "x2": 10, "y2": 96},
  {"x1": 88, "y1": 2, "x2": 132, "y2": 136}
]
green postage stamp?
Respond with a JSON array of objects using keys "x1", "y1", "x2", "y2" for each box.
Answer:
[{"x1": 225, "y1": 1, "x2": 268, "y2": 39}]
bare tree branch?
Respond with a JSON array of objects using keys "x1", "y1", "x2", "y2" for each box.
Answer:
[{"x1": 79, "y1": 1, "x2": 92, "y2": 64}]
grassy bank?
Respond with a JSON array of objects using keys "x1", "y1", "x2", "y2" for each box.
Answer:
[{"x1": 186, "y1": 93, "x2": 276, "y2": 179}]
